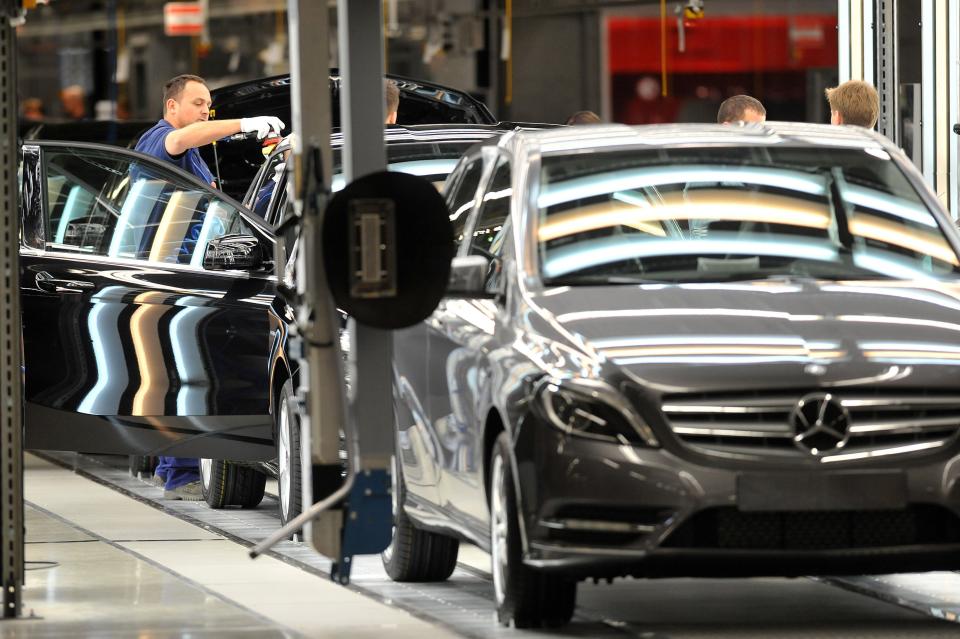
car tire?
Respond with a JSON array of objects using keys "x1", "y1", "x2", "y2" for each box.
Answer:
[
  {"x1": 490, "y1": 432, "x2": 576, "y2": 628},
  {"x1": 128, "y1": 455, "x2": 155, "y2": 477},
  {"x1": 276, "y1": 380, "x2": 302, "y2": 528},
  {"x1": 200, "y1": 458, "x2": 267, "y2": 509},
  {"x1": 381, "y1": 453, "x2": 459, "y2": 581},
  {"x1": 233, "y1": 465, "x2": 267, "y2": 509}
]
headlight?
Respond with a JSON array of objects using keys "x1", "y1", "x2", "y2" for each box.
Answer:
[{"x1": 533, "y1": 377, "x2": 659, "y2": 447}]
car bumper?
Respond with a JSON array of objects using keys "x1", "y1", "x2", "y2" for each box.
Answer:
[{"x1": 512, "y1": 415, "x2": 960, "y2": 578}]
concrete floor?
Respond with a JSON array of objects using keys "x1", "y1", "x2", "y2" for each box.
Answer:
[
  {"x1": 6, "y1": 454, "x2": 456, "y2": 639},
  {"x1": 5, "y1": 452, "x2": 960, "y2": 639}
]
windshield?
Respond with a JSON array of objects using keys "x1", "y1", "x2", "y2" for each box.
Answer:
[
  {"x1": 537, "y1": 146, "x2": 960, "y2": 284},
  {"x1": 331, "y1": 141, "x2": 477, "y2": 192}
]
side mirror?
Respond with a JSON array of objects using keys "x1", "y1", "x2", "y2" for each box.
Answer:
[
  {"x1": 203, "y1": 234, "x2": 264, "y2": 271},
  {"x1": 447, "y1": 255, "x2": 491, "y2": 297}
]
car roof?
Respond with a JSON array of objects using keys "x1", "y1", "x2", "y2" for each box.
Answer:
[{"x1": 495, "y1": 121, "x2": 895, "y2": 156}]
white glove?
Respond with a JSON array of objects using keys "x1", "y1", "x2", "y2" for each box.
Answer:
[{"x1": 240, "y1": 115, "x2": 285, "y2": 140}]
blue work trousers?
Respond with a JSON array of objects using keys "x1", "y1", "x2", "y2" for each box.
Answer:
[{"x1": 155, "y1": 457, "x2": 200, "y2": 490}]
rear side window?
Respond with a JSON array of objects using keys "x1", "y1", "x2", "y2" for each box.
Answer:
[
  {"x1": 445, "y1": 157, "x2": 484, "y2": 248},
  {"x1": 43, "y1": 146, "x2": 253, "y2": 267}
]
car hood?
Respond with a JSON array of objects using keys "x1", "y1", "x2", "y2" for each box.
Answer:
[{"x1": 530, "y1": 279, "x2": 960, "y2": 393}]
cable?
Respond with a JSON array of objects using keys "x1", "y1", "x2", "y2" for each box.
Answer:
[{"x1": 25, "y1": 560, "x2": 59, "y2": 571}]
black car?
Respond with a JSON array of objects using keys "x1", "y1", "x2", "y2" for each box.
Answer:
[
  {"x1": 383, "y1": 122, "x2": 960, "y2": 628},
  {"x1": 19, "y1": 72, "x2": 503, "y2": 525},
  {"x1": 20, "y1": 141, "x2": 281, "y2": 507},
  {"x1": 203, "y1": 72, "x2": 498, "y2": 201},
  {"x1": 17, "y1": 122, "x2": 520, "y2": 527}
]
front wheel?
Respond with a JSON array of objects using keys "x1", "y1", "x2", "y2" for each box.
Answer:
[
  {"x1": 382, "y1": 453, "x2": 459, "y2": 581},
  {"x1": 490, "y1": 432, "x2": 576, "y2": 628},
  {"x1": 199, "y1": 458, "x2": 266, "y2": 509}
]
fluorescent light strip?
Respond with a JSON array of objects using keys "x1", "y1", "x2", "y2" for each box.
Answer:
[
  {"x1": 543, "y1": 238, "x2": 837, "y2": 278},
  {"x1": 78, "y1": 287, "x2": 129, "y2": 415},
  {"x1": 169, "y1": 297, "x2": 212, "y2": 415},
  {"x1": 538, "y1": 165, "x2": 827, "y2": 209},
  {"x1": 842, "y1": 183, "x2": 936, "y2": 227}
]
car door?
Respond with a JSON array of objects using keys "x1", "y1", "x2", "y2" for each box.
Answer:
[
  {"x1": 425, "y1": 151, "x2": 512, "y2": 532},
  {"x1": 394, "y1": 153, "x2": 487, "y2": 512},
  {"x1": 19, "y1": 141, "x2": 276, "y2": 461}
]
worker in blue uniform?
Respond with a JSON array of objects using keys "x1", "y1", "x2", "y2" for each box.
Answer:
[{"x1": 135, "y1": 73, "x2": 283, "y2": 500}]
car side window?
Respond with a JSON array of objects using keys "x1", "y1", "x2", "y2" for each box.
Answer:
[
  {"x1": 468, "y1": 156, "x2": 511, "y2": 258},
  {"x1": 250, "y1": 150, "x2": 288, "y2": 222},
  {"x1": 43, "y1": 146, "x2": 253, "y2": 267},
  {"x1": 445, "y1": 157, "x2": 484, "y2": 249}
]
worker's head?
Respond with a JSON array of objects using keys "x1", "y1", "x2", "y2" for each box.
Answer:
[
  {"x1": 825, "y1": 80, "x2": 879, "y2": 128},
  {"x1": 163, "y1": 74, "x2": 211, "y2": 128},
  {"x1": 717, "y1": 95, "x2": 766, "y2": 125},
  {"x1": 565, "y1": 110, "x2": 601, "y2": 125},
  {"x1": 385, "y1": 79, "x2": 399, "y2": 125},
  {"x1": 59, "y1": 85, "x2": 86, "y2": 119}
]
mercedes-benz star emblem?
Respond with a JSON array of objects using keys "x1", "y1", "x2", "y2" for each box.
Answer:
[{"x1": 790, "y1": 392, "x2": 851, "y2": 456}]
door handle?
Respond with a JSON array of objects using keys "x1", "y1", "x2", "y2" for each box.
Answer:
[{"x1": 35, "y1": 271, "x2": 95, "y2": 294}]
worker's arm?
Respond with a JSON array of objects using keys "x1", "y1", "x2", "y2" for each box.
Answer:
[
  {"x1": 164, "y1": 119, "x2": 241, "y2": 156},
  {"x1": 164, "y1": 116, "x2": 284, "y2": 155}
]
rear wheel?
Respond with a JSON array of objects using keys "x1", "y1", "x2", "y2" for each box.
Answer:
[
  {"x1": 490, "y1": 432, "x2": 576, "y2": 628},
  {"x1": 199, "y1": 458, "x2": 267, "y2": 509},
  {"x1": 276, "y1": 380, "x2": 302, "y2": 527},
  {"x1": 381, "y1": 453, "x2": 459, "y2": 581},
  {"x1": 128, "y1": 455, "x2": 155, "y2": 477}
]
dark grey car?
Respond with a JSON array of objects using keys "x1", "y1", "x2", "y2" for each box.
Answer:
[{"x1": 384, "y1": 122, "x2": 960, "y2": 628}]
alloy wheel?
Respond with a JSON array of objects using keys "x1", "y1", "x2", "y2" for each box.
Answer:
[
  {"x1": 200, "y1": 458, "x2": 212, "y2": 490},
  {"x1": 278, "y1": 398, "x2": 291, "y2": 521},
  {"x1": 490, "y1": 452, "x2": 509, "y2": 606}
]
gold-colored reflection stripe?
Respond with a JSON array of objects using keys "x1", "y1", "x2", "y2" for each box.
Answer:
[
  {"x1": 149, "y1": 191, "x2": 204, "y2": 263},
  {"x1": 848, "y1": 215, "x2": 960, "y2": 265},
  {"x1": 131, "y1": 291, "x2": 171, "y2": 416},
  {"x1": 539, "y1": 192, "x2": 830, "y2": 242}
]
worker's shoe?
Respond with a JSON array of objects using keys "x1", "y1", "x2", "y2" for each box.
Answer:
[
  {"x1": 150, "y1": 473, "x2": 165, "y2": 487},
  {"x1": 163, "y1": 480, "x2": 203, "y2": 501}
]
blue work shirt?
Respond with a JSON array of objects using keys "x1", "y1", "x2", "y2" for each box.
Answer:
[{"x1": 134, "y1": 119, "x2": 216, "y2": 187}]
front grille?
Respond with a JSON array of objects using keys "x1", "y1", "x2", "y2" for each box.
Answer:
[
  {"x1": 660, "y1": 388, "x2": 960, "y2": 460},
  {"x1": 662, "y1": 505, "x2": 960, "y2": 550}
]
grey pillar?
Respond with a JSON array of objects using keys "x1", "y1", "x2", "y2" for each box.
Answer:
[
  {"x1": 285, "y1": 0, "x2": 344, "y2": 555},
  {"x1": 876, "y1": 0, "x2": 897, "y2": 141},
  {"x1": 0, "y1": 1, "x2": 23, "y2": 620},
  {"x1": 337, "y1": 0, "x2": 394, "y2": 471}
]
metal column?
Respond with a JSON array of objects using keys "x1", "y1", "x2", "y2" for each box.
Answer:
[
  {"x1": 875, "y1": 0, "x2": 897, "y2": 141},
  {"x1": 336, "y1": 1, "x2": 393, "y2": 472},
  {"x1": 252, "y1": 1, "x2": 395, "y2": 574},
  {"x1": 950, "y1": 0, "x2": 959, "y2": 218},
  {"x1": 0, "y1": 0, "x2": 23, "y2": 621},
  {"x1": 282, "y1": 0, "x2": 344, "y2": 556}
]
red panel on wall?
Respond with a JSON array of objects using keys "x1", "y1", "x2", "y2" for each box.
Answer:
[{"x1": 608, "y1": 15, "x2": 838, "y2": 74}]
